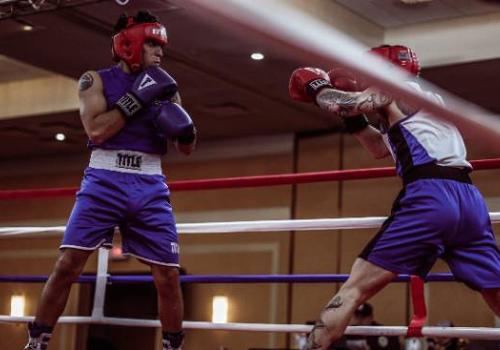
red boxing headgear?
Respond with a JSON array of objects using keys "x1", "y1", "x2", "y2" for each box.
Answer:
[
  {"x1": 112, "y1": 19, "x2": 168, "y2": 72},
  {"x1": 370, "y1": 45, "x2": 420, "y2": 76}
]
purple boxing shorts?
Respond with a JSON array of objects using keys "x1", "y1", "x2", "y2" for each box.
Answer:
[
  {"x1": 360, "y1": 178, "x2": 500, "y2": 290},
  {"x1": 61, "y1": 167, "x2": 179, "y2": 267}
]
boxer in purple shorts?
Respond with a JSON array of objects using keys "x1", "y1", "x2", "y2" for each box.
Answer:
[
  {"x1": 289, "y1": 45, "x2": 500, "y2": 349},
  {"x1": 25, "y1": 10, "x2": 195, "y2": 350}
]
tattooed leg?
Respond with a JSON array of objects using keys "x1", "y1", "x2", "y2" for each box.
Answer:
[
  {"x1": 304, "y1": 320, "x2": 326, "y2": 350},
  {"x1": 303, "y1": 295, "x2": 344, "y2": 350},
  {"x1": 324, "y1": 295, "x2": 343, "y2": 310}
]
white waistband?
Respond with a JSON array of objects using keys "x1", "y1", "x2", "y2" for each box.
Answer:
[{"x1": 89, "y1": 149, "x2": 163, "y2": 175}]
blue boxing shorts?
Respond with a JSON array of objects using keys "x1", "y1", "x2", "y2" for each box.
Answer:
[
  {"x1": 360, "y1": 174, "x2": 500, "y2": 291},
  {"x1": 61, "y1": 149, "x2": 179, "y2": 267}
]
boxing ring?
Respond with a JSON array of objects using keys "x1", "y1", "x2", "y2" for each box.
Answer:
[
  {"x1": 2, "y1": 0, "x2": 500, "y2": 348},
  {"x1": 0, "y1": 159, "x2": 500, "y2": 342}
]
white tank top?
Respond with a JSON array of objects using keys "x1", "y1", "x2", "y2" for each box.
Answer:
[{"x1": 382, "y1": 81, "x2": 472, "y2": 176}]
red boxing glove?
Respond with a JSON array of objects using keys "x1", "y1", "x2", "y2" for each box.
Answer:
[
  {"x1": 289, "y1": 67, "x2": 332, "y2": 103},
  {"x1": 328, "y1": 67, "x2": 366, "y2": 92}
]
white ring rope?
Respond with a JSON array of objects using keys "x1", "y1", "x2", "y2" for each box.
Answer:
[
  {"x1": 188, "y1": 0, "x2": 500, "y2": 148},
  {"x1": 0, "y1": 315, "x2": 499, "y2": 339},
  {"x1": 1, "y1": 212, "x2": 499, "y2": 339},
  {"x1": 0, "y1": 212, "x2": 499, "y2": 237}
]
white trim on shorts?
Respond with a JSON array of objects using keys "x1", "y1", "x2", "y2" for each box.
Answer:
[
  {"x1": 60, "y1": 239, "x2": 113, "y2": 251},
  {"x1": 123, "y1": 252, "x2": 180, "y2": 268},
  {"x1": 89, "y1": 148, "x2": 163, "y2": 175}
]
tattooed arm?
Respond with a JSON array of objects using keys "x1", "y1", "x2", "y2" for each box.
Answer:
[
  {"x1": 314, "y1": 86, "x2": 391, "y2": 158},
  {"x1": 79, "y1": 71, "x2": 127, "y2": 145},
  {"x1": 316, "y1": 87, "x2": 392, "y2": 117},
  {"x1": 315, "y1": 87, "x2": 393, "y2": 159}
]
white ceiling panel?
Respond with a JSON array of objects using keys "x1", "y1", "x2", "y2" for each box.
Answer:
[{"x1": 335, "y1": 0, "x2": 500, "y2": 28}]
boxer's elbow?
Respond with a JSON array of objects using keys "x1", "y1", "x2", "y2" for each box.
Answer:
[
  {"x1": 87, "y1": 125, "x2": 118, "y2": 145},
  {"x1": 88, "y1": 131, "x2": 106, "y2": 145},
  {"x1": 370, "y1": 145, "x2": 390, "y2": 159},
  {"x1": 83, "y1": 122, "x2": 106, "y2": 145},
  {"x1": 86, "y1": 115, "x2": 124, "y2": 145},
  {"x1": 373, "y1": 149, "x2": 390, "y2": 159}
]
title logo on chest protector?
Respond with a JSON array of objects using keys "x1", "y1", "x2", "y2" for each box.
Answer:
[{"x1": 116, "y1": 153, "x2": 142, "y2": 171}]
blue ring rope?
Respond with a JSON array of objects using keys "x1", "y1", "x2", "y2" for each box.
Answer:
[{"x1": 0, "y1": 273, "x2": 456, "y2": 284}]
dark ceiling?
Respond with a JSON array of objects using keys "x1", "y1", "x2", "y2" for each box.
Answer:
[{"x1": 0, "y1": 0, "x2": 499, "y2": 161}]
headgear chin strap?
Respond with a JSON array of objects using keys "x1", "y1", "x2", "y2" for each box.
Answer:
[
  {"x1": 112, "y1": 19, "x2": 168, "y2": 72},
  {"x1": 370, "y1": 45, "x2": 420, "y2": 76}
]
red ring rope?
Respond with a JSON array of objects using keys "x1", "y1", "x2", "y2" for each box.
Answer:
[{"x1": 0, "y1": 158, "x2": 499, "y2": 200}]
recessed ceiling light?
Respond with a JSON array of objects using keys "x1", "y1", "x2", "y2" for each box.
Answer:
[
  {"x1": 15, "y1": 19, "x2": 35, "y2": 31},
  {"x1": 251, "y1": 52, "x2": 264, "y2": 60},
  {"x1": 55, "y1": 133, "x2": 66, "y2": 142}
]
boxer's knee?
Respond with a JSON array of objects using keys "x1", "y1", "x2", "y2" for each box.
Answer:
[
  {"x1": 52, "y1": 249, "x2": 89, "y2": 283},
  {"x1": 481, "y1": 288, "x2": 500, "y2": 316},
  {"x1": 152, "y1": 265, "x2": 181, "y2": 296}
]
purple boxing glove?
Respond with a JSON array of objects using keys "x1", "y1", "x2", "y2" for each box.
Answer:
[
  {"x1": 116, "y1": 66, "x2": 178, "y2": 119},
  {"x1": 155, "y1": 102, "x2": 196, "y2": 144}
]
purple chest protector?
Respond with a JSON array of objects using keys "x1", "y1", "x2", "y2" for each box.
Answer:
[{"x1": 88, "y1": 65, "x2": 167, "y2": 154}]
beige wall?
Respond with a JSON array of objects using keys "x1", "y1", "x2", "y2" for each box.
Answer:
[
  {"x1": 0, "y1": 133, "x2": 498, "y2": 349},
  {"x1": 292, "y1": 134, "x2": 343, "y2": 328}
]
